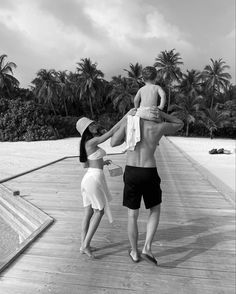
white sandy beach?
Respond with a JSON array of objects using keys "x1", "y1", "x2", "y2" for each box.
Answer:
[
  {"x1": 0, "y1": 136, "x2": 235, "y2": 197},
  {"x1": 0, "y1": 138, "x2": 126, "y2": 181},
  {"x1": 168, "y1": 136, "x2": 235, "y2": 192}
]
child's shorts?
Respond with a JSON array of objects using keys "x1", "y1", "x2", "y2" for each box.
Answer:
[{"x1": 135, "y1": 106, "x2": 162, "y2": 122}]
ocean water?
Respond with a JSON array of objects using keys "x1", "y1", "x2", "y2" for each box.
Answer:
[{"x1": 0, "y1": 215, "x2": 20, "y2": 262}]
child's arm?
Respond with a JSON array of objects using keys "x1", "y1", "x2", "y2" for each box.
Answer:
[
  {"x1": 156, "y1": 86, "x2": 166, "y2": 110},
  {"x1": 134, "y1": 89, "x2": 141, "y2": 109}
]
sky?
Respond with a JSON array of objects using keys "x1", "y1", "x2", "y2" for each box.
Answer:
[{"x1": 0, "y1": 0, "x2": 235, "y2": 88}]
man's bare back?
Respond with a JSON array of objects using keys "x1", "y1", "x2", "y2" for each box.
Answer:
[{"x1": 111, "y1": 111, "x2": 183, "y2": 167}]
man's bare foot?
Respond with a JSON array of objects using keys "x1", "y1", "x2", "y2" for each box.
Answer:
[{"x1": 141, "y1": 250, "x2": 157, "y2": 265}]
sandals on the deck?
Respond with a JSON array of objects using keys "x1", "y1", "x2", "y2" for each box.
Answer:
[
  {"x1": 209, "y1": 148, "x2": 218, "y2": 154},
  {"x1": 209, "y1": 148, "x2": 232, "y2": 155}
]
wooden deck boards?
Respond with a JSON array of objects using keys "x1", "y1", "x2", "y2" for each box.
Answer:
[{"x1": 0, "y1": 137, "x2": 235, "y2": 293}]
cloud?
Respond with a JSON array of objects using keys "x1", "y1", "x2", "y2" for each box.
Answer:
[
  {"x1": 83, "y1": 0, "x2": 193, "y2": 56},
  {"x1": 37, "y1": 0, "x2": 104, "y2": 39},
  {"x1": 226, "y1": 28, "x2": 235, "y2": 39},
  {"x1": 0, "y1": 0, "x2": 234, "y2": 86}
]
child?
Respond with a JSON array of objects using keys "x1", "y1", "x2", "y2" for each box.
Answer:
[{"x1": 134, "y1": 66, "x2": 166, "y2": 122}]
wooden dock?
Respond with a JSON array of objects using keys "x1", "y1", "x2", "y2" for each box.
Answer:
[{"x1": 0, "y1": 137, "x2": 235, "y2": 293}]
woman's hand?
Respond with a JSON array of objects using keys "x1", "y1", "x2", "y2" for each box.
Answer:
[
  {"x1": 127, "y1": 108, "x2": 137, "y2": 116},
  {"x1": 103, "y1": 159, "x2": 112, "y2": 166}
]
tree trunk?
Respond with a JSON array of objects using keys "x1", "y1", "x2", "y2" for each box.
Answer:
[
  {"x1": 210, "y1": 129, "x2": 213, "y2": 139},
  {"x1": 210, "y1": 95, "x2": 214, "y2": 109},
  {"x1": 88, "y1": 95, "x2": 94, "y2": 118},
  {"x1": 50, "y1": 100, "x2": 57, "y2": 115},
  {"x1": 167, "y1": 87, "x2": 171, "y2": 113},
  {"x1": 63, "y1": 96, "x2": 68, "y2": 116},
  {"x1": 186, "y1": 122, "x2": 189, "y2": 137}
]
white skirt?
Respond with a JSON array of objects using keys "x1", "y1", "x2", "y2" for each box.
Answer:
[{"x1": 81, "y1": 168, "x2": 113, "y2": 223}]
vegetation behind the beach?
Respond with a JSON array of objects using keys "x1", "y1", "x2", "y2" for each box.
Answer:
[{"x1": 0, "y1": 50, "x2": 235, "y2": 141}]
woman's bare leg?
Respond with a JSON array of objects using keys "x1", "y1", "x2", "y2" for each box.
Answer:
[
  {"x1": 81, "y1": 208, "x2": 104, "y2": 258},
  {"x1": 81, "y1": 205, "x2": 94, "y2": 247}
]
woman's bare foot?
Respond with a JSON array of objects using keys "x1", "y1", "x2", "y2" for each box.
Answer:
[
  {"x1": 80, "y1": 246, "x2": 95, "y2": 258},
  {"x1": 80, "y1": 246, "x2": 96, "y2": 254}
]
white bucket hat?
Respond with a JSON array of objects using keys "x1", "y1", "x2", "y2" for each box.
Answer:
[{"x1": 76, "y1": 117, "x2": 94, "y2": 136}]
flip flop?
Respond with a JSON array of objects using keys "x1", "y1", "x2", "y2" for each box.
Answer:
[
  {"x1": 223, "y1": 149, "x2": 232, "y2": 154},
  {"x1": 141, "y1": 253, "x2": 158, "y2": 266},
  {"x1": 217, "y1": 148, "x2": 224, "y2": 154},
  {"x1": 128, "y1": 249, "x2": 140, "y2": 263},
  {"x1": 209, "y1": 149, "x2": 218, "y2": 154}
]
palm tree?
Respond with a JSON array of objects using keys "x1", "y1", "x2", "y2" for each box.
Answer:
[
  {"x1": 109, "y1": 76, "x2": 138, "y2": 116},
  {"x1": 169, "y1": 91, "x2": 203, "y2": 136},
  {"x1": 76, "y1": 58, "x2": 104, "y2": 118},
  {"x1": 202, "y1": 58, "x2": 231, "y2": 109},
  {"x1": 0, "y1": 54, "x2": 19, "y2": 97},
  {"x1": 154, "y1": 49, "x2": 183, "y2": 112},
  {"x1": 31, "y1": 69, "x2": 61, "y2": 115},
  {"x1": 124, "y1": 62, "x2": 143, "y2": 87},
  {"x1": 178, "y1": 69, "x2": 202, "y2": 96},
  {"x1": 199, "y1": 106, "x2": 230, "y2": 139},
  {"x1": 57, "y1": 70, "x2": 70, "y2": 116},
  {"x1": 225, "y1": 84, "x2": 236, "y2": 101}
]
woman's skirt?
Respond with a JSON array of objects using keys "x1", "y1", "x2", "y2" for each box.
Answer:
[{"x1": 81, "y1": 168, "x2": 113, "y2": 223}]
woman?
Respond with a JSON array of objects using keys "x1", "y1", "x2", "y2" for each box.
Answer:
[{"x1": 76, "y1": 116, "x2": 126, "y2": 258}]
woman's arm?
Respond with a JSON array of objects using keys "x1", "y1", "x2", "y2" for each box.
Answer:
[
  {"x1": 157, "y1": 86, "x2": 166, "y2": 110},
  {"x1": 87, "y1": 111, "x2": 131, "y2": 147},
  {"x1": 110, "y1": 120, "x2": 126, "y2": 147},
  {"x1": 134, "y1": 89, "x2": 141, "y2": 109}
]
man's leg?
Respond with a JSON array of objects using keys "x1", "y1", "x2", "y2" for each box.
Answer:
[
  {"x1": 128, "y1": 208, "x2": 139, "y2": 261},
  {"x1": 142, "y1": 204, "x2": 161, "y2": 258}
]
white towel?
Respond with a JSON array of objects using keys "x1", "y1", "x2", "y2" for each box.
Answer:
[{"x1": 126, "y1": 115, "x2": 140, "y2": 151}]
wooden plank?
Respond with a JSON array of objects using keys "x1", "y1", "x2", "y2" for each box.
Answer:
[{"x1": 0, "y1": 189, "x2": 53, "y2": 273}]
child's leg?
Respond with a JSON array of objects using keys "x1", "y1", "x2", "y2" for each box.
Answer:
[
  {"x1": 81, "y1": 205, "x2": 94, "y2": 246},
  {"x1": 148, "y1": 107, "x2": 162, "y2": 122},
  {"x1": 150, "y1": 115, "x2": 162, "y2": 123},
  {"x1": 81, "y1": 208, "x2": 104, "y2": 257}
]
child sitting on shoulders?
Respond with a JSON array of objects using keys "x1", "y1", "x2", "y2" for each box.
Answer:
[{"x1": 134, "y1": 66, "x2": 166, "y2": 122}]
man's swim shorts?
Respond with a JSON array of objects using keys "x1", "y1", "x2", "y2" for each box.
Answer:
[{"x1": 123, "y1": 165, "x2": 162, "y2": 209}]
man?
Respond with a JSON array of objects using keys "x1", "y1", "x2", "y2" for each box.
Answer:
[{"x1": 111, "y1": 109, "x2": 183, "y2": 265}]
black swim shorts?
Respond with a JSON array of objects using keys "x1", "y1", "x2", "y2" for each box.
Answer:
[{"x1": 123, "y1": 165, "x2": 162, "y2": 210}]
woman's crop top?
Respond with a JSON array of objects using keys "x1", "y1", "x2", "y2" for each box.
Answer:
[{"x1": 87, "y1": 147, "x2": 106, "y2": 160}]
